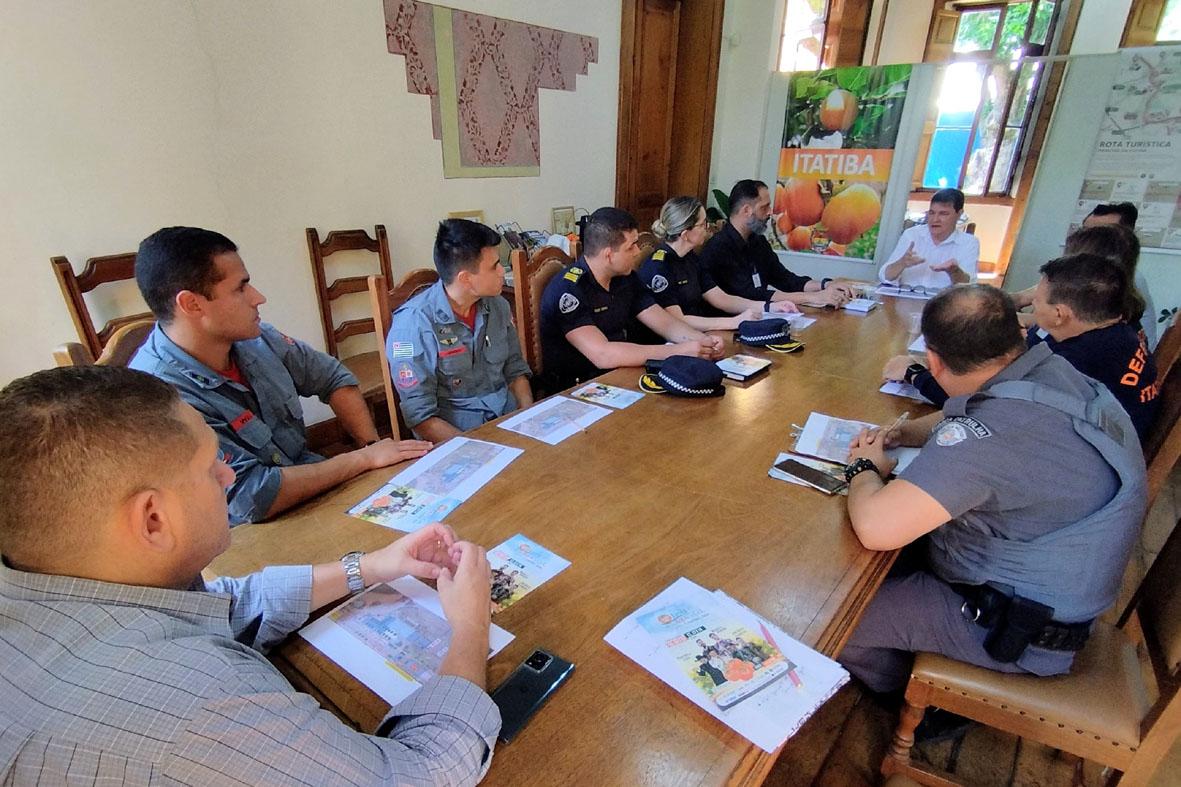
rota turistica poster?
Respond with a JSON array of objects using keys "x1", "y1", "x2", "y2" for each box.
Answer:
[{"x1": 776, "y1": 64, "x2": 912, "y2": 261}]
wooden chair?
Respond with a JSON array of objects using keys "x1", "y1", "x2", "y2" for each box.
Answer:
[
  {"x1": 366, "y1": 269, "x2": 439, "y2": 440},
  {"x1": 1145, "y1": 357, "x2": 1181, "y2": 513},
  {"x1": 1153, "y1": 313, "x2": 1180, "y2": 382},
  {"x1": 52, "y1": 317, "x2": 155, "y2": 368},
  {"x1": 51, "y1": 252, "x2": 150, "y2": 360},
  {"x1": 509, "y1": 245, "x2": 576, "y2": 377},
  {"x1": 882, "y1": 513, "x2": 1181, "y2": 787},
  {"x1": 306, "y1": 225, "x2": 394, "y2": 400},
  {"x1": 636, "y1": 231, "x2": 659, "y2": 255}
]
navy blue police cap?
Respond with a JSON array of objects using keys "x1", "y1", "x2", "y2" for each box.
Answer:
[
  {"x1": 735, "y1": 318, "x2": 805, "y2": 354},
  {"x1": 638, "y1": 355, "x2": 725, "y2": 397}
]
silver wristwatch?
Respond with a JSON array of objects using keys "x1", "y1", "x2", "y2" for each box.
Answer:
[{"x1": 340, "y1": 551, "x2": 365, "y2": 595}]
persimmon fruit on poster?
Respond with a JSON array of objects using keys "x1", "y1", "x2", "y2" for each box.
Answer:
[{"x1": 776, "y1": 64, "x2": 912, "y2": 260}]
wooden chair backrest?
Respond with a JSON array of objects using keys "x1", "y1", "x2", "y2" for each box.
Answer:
[
  {"x1": 52, "y1": 317, "x2": 155, "y2": 368},
  {"x1": 51, "y1": 252, "x2": 150, "y2": 359},
  {"x1": 636, "y1": 231, "x2": 659, "y2": 255},
  {"x1": 307, "y1": 225, "x2": 394, "y2": 358},
  {"x1": 367, "y1": 269, "x2": 439, "y2": 440},
  {"x1": 510, "y1": 246, "x2": 575, "y2": 376},
  {"x1": 1155, "y1": 313, "x2": 1180, "y2": 382},
  {"x1": 1145, "y1": 358, "x2": 1181, "y2": 511}
]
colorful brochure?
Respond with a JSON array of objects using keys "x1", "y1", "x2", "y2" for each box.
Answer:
[
  {"x1": 497, "y1": 395, "x2": 611, "y2": 445},
  {"x1": 604, "y1": 578, "x2": 849, "y2": 752},
  {"x1": 488, "y1": 534, "x2": 571, "y2": 612},
  {"x1": 569, "y1": 382, "x2": 644, "y2": 409},
  {"x1": 299, "y1": 577, "x2": 514, "y2": 707},
  {"x1": 793, "y1": 412, "x2": 920, "y2": 470},
  {"x1": 349, "y1": 437, "x2": 523, "y2": 531}
]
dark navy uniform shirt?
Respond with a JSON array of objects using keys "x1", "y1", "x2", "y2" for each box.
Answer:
[
  {"x1": 638, "y1": 242, "x2": 719, "y2": 317},
  {"x1": 539, "y1": 258, "x2": 657, "y2": 389},
  {"x1": 697, "y1": 221, "x2": 811, "y2": 301}
]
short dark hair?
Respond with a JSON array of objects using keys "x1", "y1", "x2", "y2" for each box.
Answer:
[
  {"x1": 1064, "y1": 223, "x2": 1144, "y2": 323},
  {"x1": 0, "y1": 366, "x2": 197, "y2": 568},
  {"x1": 136, "y1": 227, "x2": 238, "y2": 322},
  {"x1": 922, "y1": 284, "x2": 1024, "y2": 374},
  {"x1": 433, "y1": 219, "x2": 501, "y2": 283},
  {"x1": 1039, "y1": 253, "x2": 1128, "y2": 324},
  {"x1": 930, "y1": 188, "x2": 965, "y2": 213},
  {"x1": 1088, "y1": 202, "x2": 1138, "y2": 228},
  {"x1": 728, "y1": 180, "x2": 768, "y2": 216},
  {"x1": 583, "y1": 207, "x2": 639, "y2": 258}
]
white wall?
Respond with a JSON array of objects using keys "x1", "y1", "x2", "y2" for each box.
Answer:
[
  {"x1": 0, "y1": 0, "x2": 619, "y2": 391},
  {"x1": 1071, "y1": 0, "x2": 1134, "y2": 55}
]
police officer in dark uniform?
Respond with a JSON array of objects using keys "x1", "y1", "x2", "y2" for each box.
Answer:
[
  {"x1": 130, "y1": 227, "x2": 431, "y2": 525},
  {"x1": 640, "y1": 196, "x2": 799, "y2": 330},
  {"x1": 839, "y1": 285, "x2": 1146, "y2": 694},
  {"x1": 387, "y1": 219, "x2": 533, "y2": 442},
  {"x1": 698, "y1": 179, "x2": 853, "y2": 308},
  {"x1": 540, "y1": 207, "x2": 724, "y2": 391}
]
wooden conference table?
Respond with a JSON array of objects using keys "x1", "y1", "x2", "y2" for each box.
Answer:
[{"x1": 208, "y1": 296, "x2": 934, "y2": 787}]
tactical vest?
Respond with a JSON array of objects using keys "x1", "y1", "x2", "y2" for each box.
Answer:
[{"x1": 929, "y1": 345, "x2": 1148, "y2": 622}]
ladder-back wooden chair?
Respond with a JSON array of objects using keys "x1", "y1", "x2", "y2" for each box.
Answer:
[
  {"x1": 306, "y1": 225, "x2": 394, "y2": 400},
  {"x1": 51, "y1": 252, "x2": 149, "y2": 360},
  {"x1": 882, "y1": 511, "x2": 1181, "y2": 786},
  {"x1": 52, "y1": 317, "x2": 155, "y2": 368},
  {"x1": 509, "y1": 244, "x2": 578, "y2": 379},
  {"x1": 367, "y1": 269, "x2": 439, "y2": 439},
  {"x1": 1145, "y1": 357, "x2": 1181, "y2": 513}
]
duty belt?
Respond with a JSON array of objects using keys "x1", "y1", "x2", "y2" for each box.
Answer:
[{"x1": 952, "y1": 583, "x2": 1092, "y2": 652}]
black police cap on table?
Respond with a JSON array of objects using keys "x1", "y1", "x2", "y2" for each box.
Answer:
[
  {"x1": 639, "y1": 355, "x2": 725, "y2": 397},
  {"x1": 735, "y1": 319, "x2": 805, "y2": 354}
]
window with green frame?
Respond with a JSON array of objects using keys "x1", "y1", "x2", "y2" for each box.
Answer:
[{"x1": 921, "y1": 1, "x2": 1059, "y2": 196}]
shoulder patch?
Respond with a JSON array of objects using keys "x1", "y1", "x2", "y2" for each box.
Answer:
[
  {"x1": 558, "y1": 293, "x2": 581, "y2": 314},
  {"x1": 935, "y1": 415, "x2": 992, "y2": 446},
  {"x1": 390, "y1": 341, "x2": 414, "y2": 359},
  {"x1": 651, "y1": 249, "x2": 666, "y2": 261},
  {"x1": 395, "y1": 362, "x2": 419, "y2": 390},
  {"x1": 564, "y1": 266, "x2": 584, "y2": 283},
  {"x1": 650, "y1": 274, "x2": 669, "y2": 293},
  {"x1": 279, "y1": 332, "x2": 296, "y2": 346}
]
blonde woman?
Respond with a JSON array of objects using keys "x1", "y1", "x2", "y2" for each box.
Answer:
[{"x1": 639, "y1": 197, "x2": 798, "y2": 331}]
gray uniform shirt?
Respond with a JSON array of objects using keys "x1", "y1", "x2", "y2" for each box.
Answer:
[
  {"x1": 900, "y1": 349, "x2": 1124, "y2": 614},
  {"x1": 130, "y1": 323, "x2": 357, "y2": 524},
  {"x1": 0, "y1": 560, "x2": 500, "y2": 785},
  {"x1": 387, "y1": 280, "x2": 530, "y2": 433}
]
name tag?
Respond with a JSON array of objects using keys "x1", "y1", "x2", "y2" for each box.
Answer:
[
  {"x1": 230, "y1": 410, "x2": 255, "y2": 432},
  {"x1": 439, "y1": 346, "x2": 468, "y2": 358},
  {"x1": 752, "y1": 273, "x2": 762, "y2": 288}
]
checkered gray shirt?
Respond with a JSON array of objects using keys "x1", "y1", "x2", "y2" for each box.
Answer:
[{"x1": 0, "y1": 561, "x2": 500, "y2": 785}]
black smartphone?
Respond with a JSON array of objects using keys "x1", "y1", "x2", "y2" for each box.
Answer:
[
  {"x1": 490, "y1": 649, "x2": 575, "y2": 743},
  {"x1": 774, "y1": 458, "x2": 847, "y2": 495}
]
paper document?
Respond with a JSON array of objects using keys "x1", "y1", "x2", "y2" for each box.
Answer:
[
  {"x1": 570, "y1": 382, "x2": 644, "y2": 409},
  {"x1": 349, "y1": 437, "x2": 523, "y2": 531},
  {"x1": 876, "y1": 285, "x2": 937, "y2": 300},
  {"x1": 794, "y1": 412, "x2": 920, "y2": 470},
  {"x1": 716, "y1": 354, "x2": 771, "y2": 381},
  {"x1": 489, "y1": 534, "x2": 571, "y2": 612},
  {"x1": 604, "y1": 578, "x2": 848, "y2": 752},
  {"x1": 299, "y1": 577, "x2": 514, "y2": 707},
  {"x1": 880, "y1": 381, "x2": 932, "y2": 403},
  {"x1": 843, "y1": 298, "x2": 880, "y2": 313},
  {"x1": 907, "y1": 335, "x2": 926, "y2": 353},
  {"x1": 498, "y1": 395, "x2": 611, "y2": 445},
  {"x1": 761, "y1": 312, "x2": 817, "y2": 331}
]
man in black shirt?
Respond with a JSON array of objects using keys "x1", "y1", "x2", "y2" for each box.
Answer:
[
  {"x1": 699, "y1": 179, "x2": 852, "y2": 308},
  {"x1": 540, "y1": 207, "x2": 724, "y2": 390}
]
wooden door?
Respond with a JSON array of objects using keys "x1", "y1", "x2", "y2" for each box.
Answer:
[{"x1": 616, "y1": 0, "x2": 725, "y2": 228}]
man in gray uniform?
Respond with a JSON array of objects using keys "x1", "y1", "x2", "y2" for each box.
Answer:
[
  {"x1": 0, "y1": 366, "x2": 499, "y2": 784},
  {"x1": 838, "y1": 285, "x2": 1146, "y2": 694},
  {"x1": 130, "y1": 227, "x2": 431, "y2": 525},
  {"x1": 387, "y1": 219, "x2": 532, "y2": 442}
]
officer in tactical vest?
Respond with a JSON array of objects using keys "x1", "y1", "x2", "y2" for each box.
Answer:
[
  {"x1": 387, "y1": 219, "x2": 533, "y2": 442},
  {"x1": 836, "y1": 285, "x2": 1146, "y2": 694}
]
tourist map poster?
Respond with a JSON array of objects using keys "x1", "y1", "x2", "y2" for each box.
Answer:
[
  {"x1": 1072, "y1": 46, "x2": 1181, "y2": 250},
  {"x1": 604, "y1": 578, "x2": 848, "y2": 752},
  {"x1": 488, "y1": 533, "x2": 571, "y2": 612},
  {"x1": 349, "y1": 437, "x2": 523, "y2": 531},
  {"x1": 299, "y1": 577, "x2": 513, "y2": 707}
]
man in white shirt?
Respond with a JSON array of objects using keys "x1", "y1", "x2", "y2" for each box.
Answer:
[{"x1": 879, "y1": 189, "x2": 979, "y2": 291}]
